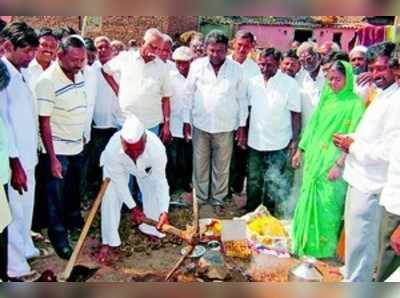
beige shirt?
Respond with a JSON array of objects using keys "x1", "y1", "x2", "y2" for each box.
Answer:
[{"x1": 36, "y1": 62, "x2": 88, "y2": 156}]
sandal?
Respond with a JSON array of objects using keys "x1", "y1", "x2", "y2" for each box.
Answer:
[
  {"x1": 31, "y1": 231, "x2": 50, "y2": 244},
  {"x1": 9, "y1": 270, "x2": 41, "y2": 282},
  {"x1": 28, "y1": 247, "x2": 54, "y2": 260}
]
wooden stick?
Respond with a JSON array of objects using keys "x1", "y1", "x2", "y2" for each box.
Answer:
[
  {"x1": 192, "y1": 188, "x2": 199, "y2": 234},
  {"x1": 165, "y1": 245, "x2": 194, "y2": 281},
  {"x1": 62, "y1": 178, "x2": 111, "y2": 281}
]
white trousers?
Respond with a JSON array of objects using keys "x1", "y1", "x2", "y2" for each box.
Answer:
[
  {"x1": 7, "y1": 169, "x2": 38, "y2": 277},
  {"x1": 101, "y1": 180, "x2": 164, "y2": 248},
  {"x1": 344, "y1": 186, "x2": 384, "y2": 282}
]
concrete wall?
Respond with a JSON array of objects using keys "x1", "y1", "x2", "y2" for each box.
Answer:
[
  {"x1": 239, "y1": 24, "x2": 295, "y2": 50},
  {"x1": 239, "y1": 24, "x2": 357, "y2": 51},
  {"x1": 313, "y1": 28, "x2": 356, "y2": 52}
]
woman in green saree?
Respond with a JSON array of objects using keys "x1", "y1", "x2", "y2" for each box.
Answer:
[{"x1": 291, "y1": 61, "x2": 365, "y2": 258}]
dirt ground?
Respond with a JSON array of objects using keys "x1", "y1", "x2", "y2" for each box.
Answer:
[{"x1": 30, "y1": 195, "x2": 342, "y2": 282}]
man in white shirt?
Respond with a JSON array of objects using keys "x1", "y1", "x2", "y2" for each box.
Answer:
[
  {"x1": 0, "y1": 22, "x2": 40, "y2": 281},
  {"x1": 158, "y1": 34, "x2": 175, "y2": 69},
  {"x1": 376, "y1": 64, "x2": 400, "y2": 281},
  {"x1": 96, "y1": 115, "x2": 170, "y2": 264},
  {"x1": 86, "y1": 36, "x2": 123, "y2": 195},
  {"x1": 103, "y1": 28, "x2": 172, "y2": 143},
  {"x1": 183, "y1": 30, "x2": 248, "y2": 211},
  {"x1": 36, "y1": 35, "x2": 88, "y2": 260},
  {"x1": 166, "y1": 47, "x2": 194, "y2": 199},
  {"x1": 280, "y1": 49, "x2": 301, "y2": 78},
  {"x1": 189, "y1": 36, "x2": 206, "y2": 60},
  {"x1": 376, "y1": 135, "x2": 400, "y2": 281},
  {"x1": 334, "y1": 42, "x2": 400, "y2": 282},
  {"x1": 75, "y1": 36, "x2": 99, "y2": 212},
  {"x1": 296, "y1": 42, "x2": 325, "y2": 129},
  {"x1": 0, "y1": 57, "x2": 11, "y2": 282},
  {"x1": 318, "y1": 41, "x2": 340, "y2": 60},
  {"x1": 83, "y1": 37, "x2": 97, "y2": 66},
  {"x1": 24, "y1": 27, "x2": 58, "y2": 235},
  {"x1": 349, "y1": 45, "x2": 377, "y2": 106},
  {"x1": 23, "y1": 27, "x2": 58, "y2": 92},
  {"x1": 228, "y1": 31, "x2": 261, "y2": 200},
  {"x1": 246, "y1": 48, "x2": 301, "y2": 218}
]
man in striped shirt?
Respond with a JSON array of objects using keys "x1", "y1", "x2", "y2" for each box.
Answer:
[{"x1": 36, "y1": 35, "x2": 87, "y2": 260}]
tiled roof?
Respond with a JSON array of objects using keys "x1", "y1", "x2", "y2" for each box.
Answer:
[{"x1": 201, "y1": 16, "x2": 367, "y2": 29}]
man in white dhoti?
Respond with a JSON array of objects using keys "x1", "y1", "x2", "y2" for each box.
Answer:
[
  {"x1": 0, "y1": 22, "x2": 41, "y2": 281},
  {"x1": 96, "y1": 115, "x2": 170, "y2": 263}
]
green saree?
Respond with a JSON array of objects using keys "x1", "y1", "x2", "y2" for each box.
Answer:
[{"x1": 292, "y1": 61, "x2": 365, "y2": 258}]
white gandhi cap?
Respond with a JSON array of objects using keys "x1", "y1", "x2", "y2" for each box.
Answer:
[
  {"x1": 349, "y1": 45, "x2": 368, "y2": 56},
  {"x1": 120, "y1": 115, "x2": 145, "y2": 144},
  {"x1": 172, "y1": 46, "x2": 194, "y2": 61}
]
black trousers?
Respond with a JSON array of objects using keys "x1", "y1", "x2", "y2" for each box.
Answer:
[
  {"x1": 43, "y1": 154, "x2": 84, "y2": 249},
  {"x1": 229, "y1": 144, "x2": 248, "y2": 195},
  {"x1": 32, "y1": 154, "x2": 48, "y2": 232},
  {"x1": 0, "y1": 184, "x2": 8, "y2": 281},
  {"x1": 166, "y1": 137, "x2": 193, "y2": 193},
  {"x1": 86, "y1": 127, "x2": 117, "y2": 195}
]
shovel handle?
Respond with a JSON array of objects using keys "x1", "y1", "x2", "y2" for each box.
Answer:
[
  {"x1": 142, "y1": 217, "x2": 187, "y2": 240},
  {"x1": 62, "y1": 178, "x2": 111, "y2": 281}
]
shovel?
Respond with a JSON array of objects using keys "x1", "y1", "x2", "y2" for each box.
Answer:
[{"x1": 60, "y1": 178, "x2": 111, "y2": 282}]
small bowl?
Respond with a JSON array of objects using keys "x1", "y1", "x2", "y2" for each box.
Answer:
[
  {"x1": 181, "y1": 245, "x2": 206, "y2": 258},
  {"x1": 207, "y1": 240, "x2": 221, "y2": 251}
]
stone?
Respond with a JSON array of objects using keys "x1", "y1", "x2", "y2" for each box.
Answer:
[{"x1": 197, "y1": 250, "x2": 230, "y2": 281}]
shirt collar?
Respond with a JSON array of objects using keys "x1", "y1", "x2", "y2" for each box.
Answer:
[
  {"x1": 1, "y1": 56, "x2": 22, "y2": 79},
  {"x1": 207, "y1": 57, "x2": 228, "y2": 74},
  {"x1": 54, "y1": 60, "x2": 81, "y2": 84},
  {"x1": 134, "y1": 51, "x2": 160, "y2": 65},
  {"x1": 299, "y1": 67, "x2": 324, "y2": 82},
  {"x1": 377, "y1": 82, "x2": 398, "y2": 97}
]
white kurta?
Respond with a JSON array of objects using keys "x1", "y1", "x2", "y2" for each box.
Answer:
[
  {"x1": 183, "y1": 57, "x2": 248, "y2": 133},
  {"x1": 100, "y1": 130, "x2": 170, "y2": 247},
  {"x1": 296, "y1": 68, "x2": 325, "y2": 129},
  {"x1": 381, "y1": 136, "x2": 400, "y2": 216},
  {"x1": 247, "y1": 72, "x2": 301, "y2": 151},
  {"x1": 344, "y1": 83, "x2": 400, "y2": 193},
  {"x1": 103, "y1": 51, "x2": 173, "y2": 129},
  {"x1": 0, "y1": 57, "x2": 39, "y2": 278},
  {"x1": 169, "y1": 69, "x2": 189, "y2": 139},
  {"x1": 82, "y1": 64, "x2": 98, "y2": 144}
]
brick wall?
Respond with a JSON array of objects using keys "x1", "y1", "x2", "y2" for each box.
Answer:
[
  {"x1": 10, "y1": 16, "x2": 199, "y2": 43},
  {"x1": 12, "y1": 16, "x2": 81, "y2": 32}
]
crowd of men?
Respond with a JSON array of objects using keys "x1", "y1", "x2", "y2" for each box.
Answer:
[{"x1": 0, "y1": 18, "x2": 399, "y2": 282}]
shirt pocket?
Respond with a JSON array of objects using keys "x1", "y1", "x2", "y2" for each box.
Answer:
[
  {"x1": 267, "y1": 89, "x2": 287, "y2": 113},
  {"x1": 215, "y1": 78, "x2": 234, "y2": 95},
  {"x1": 141, "y1": 77, "x2": 161, "y2": 95}
]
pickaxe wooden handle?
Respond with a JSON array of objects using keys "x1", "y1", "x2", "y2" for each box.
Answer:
[
  {"x1": 62, "y1": 178, "x2": 111, "y2": 281},
  {"x1": 142, "y1": 217, "x2": 194, "y2": 244}
]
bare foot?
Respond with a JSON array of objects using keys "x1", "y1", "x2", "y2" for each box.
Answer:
[
  {"x1": 96, "y1": 245, "x2": 117, "y2": 265},
  {"x1": 232, "y1": 193, "x2": 247, "y2": 209}
]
